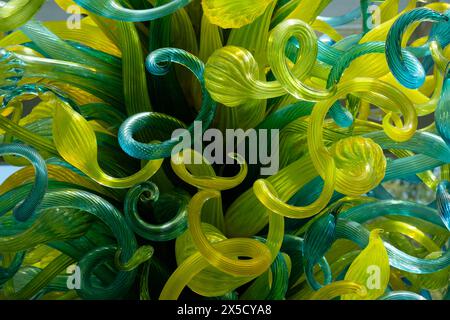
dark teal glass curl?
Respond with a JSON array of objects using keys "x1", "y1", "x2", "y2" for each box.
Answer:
[
  {"x1": 73, "y1": 0, "x2": 191, "y2": 22},
  {"x1": 0, "y1": 144, "x2": 47, "y2": 222},
  {"x1": 124, "y1": 182, "x2": 190, "y2": 242},
  {"x1": 379, "y1": 291, "x2": 427, "y2": 300},
  {"x1": 302, "y1": 213, "x2": 336, "y2": 291},
  {"x1": 0, "y1": 252, "x2": 25, "y2": 286},
  {"x1": 118, "y1": 48, "x2": 217, "y2": 160},
  {"x1": 35, "y1": 190, "x2": 141, "y2": 299}
]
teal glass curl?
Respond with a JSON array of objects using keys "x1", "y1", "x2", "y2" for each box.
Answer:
[
  {"x1": 73, "y1": 0, "x2": 191, "y2": 22},
  {"x1": 303, "y1": 213, "x2": 336, "y2": 290},
  {"x1": 124, "y1": 182, "x2": 190, "y2": 242},
  {"x1": 379, "y1": 291, "x2": 427, "y2": 300},
  {"x1": 118, "y1": 48, "x2": 217, "y2": 160},
  {"x1": 436, "y1": 181, "x2": 450, "y2": 230},
  {"x1": 435, "y1": 66, "x2": 450, "y2": 145},
  {"x1": 386, "y1": 8, "x2": 449, "y2": 89},
  {"x1": 35, "y1": 190, "x2": 141, "y2": 299},
  {"x1": 0, "y1": 144, "x2": 47, "y2": 222}
]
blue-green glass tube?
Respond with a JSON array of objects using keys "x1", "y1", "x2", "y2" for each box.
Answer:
[
  {"x1": 73, "y1": 0, "x2": 191, "y2": 22},
  {"x1": 386, "y1": 8, "x2": 449, "y2": 89},
  {"x1": 0, "y1": 144, "x2": 47, "y2": 222},
  {"x1": 118, "y1": 48, "x2": 217, "y2": 160}
]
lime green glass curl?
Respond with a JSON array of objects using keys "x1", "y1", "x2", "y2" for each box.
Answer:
[
  {"x1": 204, "y1": 46, "x2": 284, "y2": 107},
  {"x1": 307, "y1": 79, "x2": 417, "y2": 196},
  {"x1": 267, "y1": 19, "x2": 336, "y2": 101}
]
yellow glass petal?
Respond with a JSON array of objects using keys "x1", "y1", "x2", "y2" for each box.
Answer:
[
  {"x1": 202, "y1": 0, "x2": 274, "y2": 29},
  {"x1": 342, "y1": 229, "x2": 390, "y2": 300},
  {"x1": 52, "y1": 101, "x2": 163, "y2": 188}
]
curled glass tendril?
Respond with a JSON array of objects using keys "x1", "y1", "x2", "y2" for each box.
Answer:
[
  {"x1": 386, "y1": 8, "x2": 449, "y2": 89},
  {"x1": 118, "y1": 48, "x2": 217, "y2": 160},
  {"x1": 124, "y1": 181, "x2": 190, "y2": 241},
  {"x1": 0, "y1": 144, "x2": 47, "y2": 222},
  {"x1": 73, "y1": 0, "x2": 191, "y2": 22}
]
